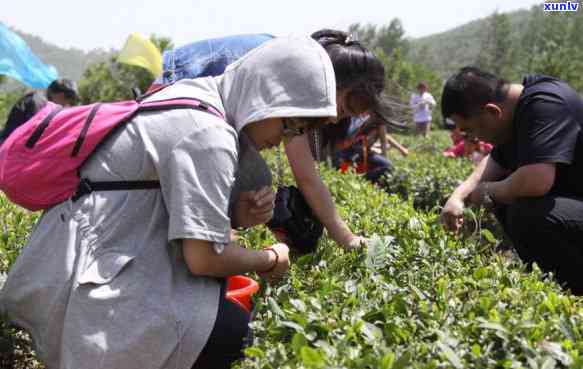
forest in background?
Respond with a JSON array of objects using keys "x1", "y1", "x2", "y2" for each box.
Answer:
[{"x1": 1, "y1": 3, "x2": 583, "y2": 124}]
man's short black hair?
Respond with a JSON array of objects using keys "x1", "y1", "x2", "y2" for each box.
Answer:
[
  {"x1": 47, "y1": 78, "x2": 78, "y2": 101},
  {"x1": 441, "y1": 66, "x2": 508, "y2": 119}
]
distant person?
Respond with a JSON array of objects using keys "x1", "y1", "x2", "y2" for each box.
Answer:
[
  {"x1": 330, "y1": 113, "x2": 406, "y2": 184},
  {"x1": 443, "y1": 126, "x2": 493, "y2": 165},
  {"x1": 441, "y1": 66, "x2": 583, "y2": 295},
  {"x1": 0, "y1": 78, "x2": 78, "y2": 145},
  {"x1": 0, "y1": 91, "x2": 47, "y2": 145},
  {"x1": 465, "y1": 136, "x2": 493, "y2": 165},
  {"x1": 410, "y1": 82, "x2": 436, "y2": 136},
  {"x1": 446, "y1": 126, "x2": 465, "y2": 148},
  {"x1": 46, "y1": 78, "x2": 78, "y2": 106}
]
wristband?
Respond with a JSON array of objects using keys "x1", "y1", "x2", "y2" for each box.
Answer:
[{"x1": 260, "y1": 248, "x2": 279, "y2": 273}]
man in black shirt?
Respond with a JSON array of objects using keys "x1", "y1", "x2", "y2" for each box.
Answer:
[{"x1": 440, "y1": 66, "x2": 583, "y2": 295}]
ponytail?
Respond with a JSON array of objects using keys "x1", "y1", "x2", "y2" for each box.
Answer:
[{"x1": 311, "y1": 29, "x2": 384, "y2": 108}]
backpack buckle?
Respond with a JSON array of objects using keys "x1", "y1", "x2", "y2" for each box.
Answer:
[{"x1": 72, "y1": 178, "x2": 93, "y2": 202}]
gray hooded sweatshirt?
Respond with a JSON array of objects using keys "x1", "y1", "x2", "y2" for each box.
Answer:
[{"x1": 0, "y1": 36, "x2": 336, "y2": 369}]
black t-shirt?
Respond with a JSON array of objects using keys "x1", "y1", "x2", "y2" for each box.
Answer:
[{"x1": 491, "y1": 75, "x2": 583, "y2": 197}]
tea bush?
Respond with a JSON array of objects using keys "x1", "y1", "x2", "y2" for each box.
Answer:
[
  {"x1": 380, "y1": 132, "x2": 473, "y2": 211},
  {"x1": 1, "y1": 131, "x2": 582, "y2": 369},
  {"x1": 236, "y1": 164, "x2": 583, "y2": 369}
]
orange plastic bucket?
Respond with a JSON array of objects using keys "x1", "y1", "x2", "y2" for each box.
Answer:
[{"x1": 226, "y1": 275, "x2": 260, "y2": 313}]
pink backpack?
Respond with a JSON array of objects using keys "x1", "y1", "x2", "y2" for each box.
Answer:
[{"x1": 0, "y1": 93, "x2": 224, "y2": 211}]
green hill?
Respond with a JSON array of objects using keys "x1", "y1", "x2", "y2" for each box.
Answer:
[
  {"x1": 3, "y1": 3, "x2": 580, "y2": 91},
  {"x1": 408, "y1": 8, "x2": 534, "y2": 79}
]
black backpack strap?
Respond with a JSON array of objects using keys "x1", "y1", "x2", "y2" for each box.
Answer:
[
  {"x1": 131, "y1": 87, "x2": 142, "y2": 100},
  {"x1": 137, "y1": 97, "x2": 224, "y2": 120},
  {"x1": 72, "y1": 178, "x2": 160, "y2": 202},
  {"x1": 25, "y1": 106, "x2": 65, "y2": 148},
  {"x1": 136, "y1": 84, "x2": 224, "y2": 120}
]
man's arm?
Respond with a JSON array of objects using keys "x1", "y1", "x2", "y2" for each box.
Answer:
[
  {"x1": 449, "y1": 154, "x2": 509, "y2": 202},
  {"x1": 480, "y1": 163, "x2": 555, "y2": 205},
  {"x1": 478, "y1": 97, "x2": 574, "y2": 205},
  {"x1": 441, "y1": 154, "x2": 509, "y2": 232}
]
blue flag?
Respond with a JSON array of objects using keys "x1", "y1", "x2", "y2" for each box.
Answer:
[{"x1": 0, "y1": 23, "x2": 58, "y2": 88}]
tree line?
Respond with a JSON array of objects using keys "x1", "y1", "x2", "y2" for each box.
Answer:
[{"x1": 4, "y1": 7, "x2": 581, "y2": 127}]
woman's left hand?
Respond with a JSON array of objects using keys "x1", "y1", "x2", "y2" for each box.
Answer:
[
  {"x1": 233, "y1": 186, "x2": 276, "y2": 228},
  {"x1": 343, "y1": 236, "x2": 368, "y2": 250}
]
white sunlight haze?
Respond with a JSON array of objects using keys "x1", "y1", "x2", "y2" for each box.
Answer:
[{"x1": 1, "y1": 0, "x2": 544, "y2": 51}]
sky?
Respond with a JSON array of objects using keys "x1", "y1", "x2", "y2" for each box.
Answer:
[{"x1": 1, "y1": 0, "x2": 544, "y2": 52}]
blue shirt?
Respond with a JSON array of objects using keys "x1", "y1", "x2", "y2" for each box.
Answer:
[{"x1": 161, "y1": 34, "x2": 274, "y2": 83}]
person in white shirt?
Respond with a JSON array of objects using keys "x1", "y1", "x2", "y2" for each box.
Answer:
[{"x1": 410, "y1": 82, "x2": 436, "y2": 136}]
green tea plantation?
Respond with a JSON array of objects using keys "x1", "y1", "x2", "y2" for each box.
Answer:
[{"x1": 1, "y1": 131, "x2": 582, "y2": 369}]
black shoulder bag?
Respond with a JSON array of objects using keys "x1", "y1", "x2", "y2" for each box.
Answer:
[{"x1": 266, "y1": 131, "x2": 324, "y2": 254}]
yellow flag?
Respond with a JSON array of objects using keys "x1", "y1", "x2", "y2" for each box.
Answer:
[{"x1": 117, "y1": 33, "x2": 163, "y2": 77}]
